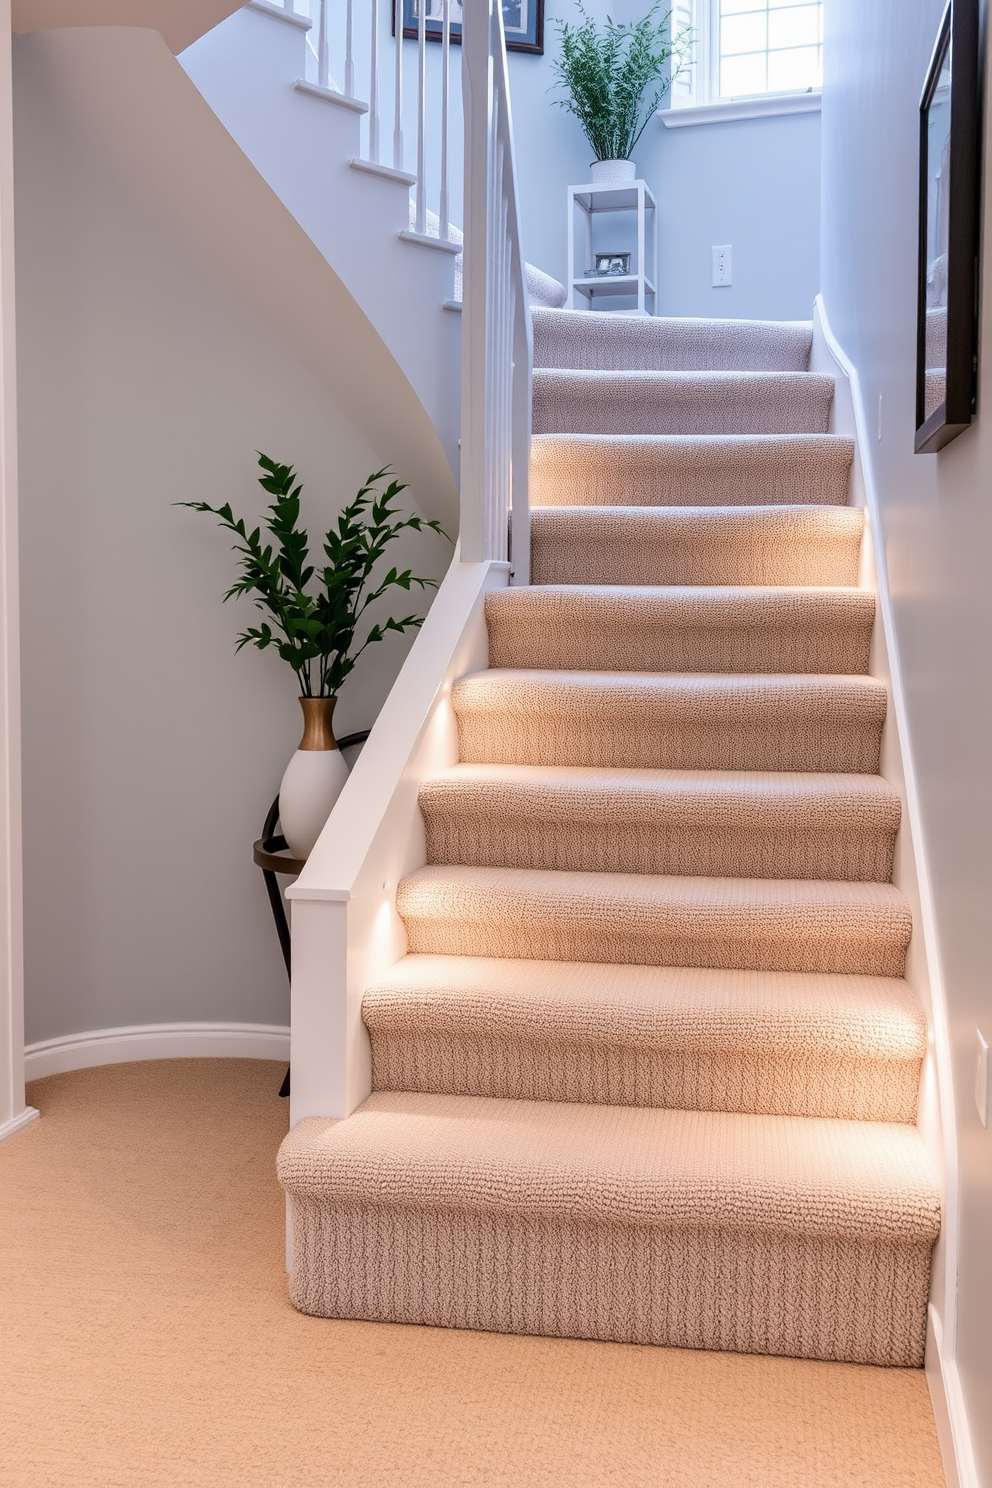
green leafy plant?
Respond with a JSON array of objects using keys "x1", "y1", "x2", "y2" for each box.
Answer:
[
  {"x1": 180, "y1": 453, "x2": 448, "y2": 697},
  {"x1": 552, "y1": 2, "x2": 692, "y2": 163}
]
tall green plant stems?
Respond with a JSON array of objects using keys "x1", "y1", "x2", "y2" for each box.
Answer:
[
  {"x1": 181, "y1": 454, "x2": 448, "y2": 698},
  {"x1": 553, "y1": 2, "x2": 691, "y2": 163}
]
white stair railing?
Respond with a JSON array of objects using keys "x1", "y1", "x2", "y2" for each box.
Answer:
[
  {"x1": 282, "y1": 0, "x2": 532, "y2": 1126},
  {"x1": 289, "y1": 0, "x2": 530, "y2": 573},
  {"x1": 295, "y1": 0, "x2": 460, "y2": 239},
  {"x1": 459, "y1": 0, "x2": 531, "y2": 579}
]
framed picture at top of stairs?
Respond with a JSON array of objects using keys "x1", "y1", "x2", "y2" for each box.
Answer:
[
  {"x1": 567, "y1": 180, "x2": 658, "y2": 316},
  {"x1": 397, "y1": 0, "x2": 545, "y2": 54},
  {"x1": 916, "y1": 0, "x2": 982, "y2": 453}
]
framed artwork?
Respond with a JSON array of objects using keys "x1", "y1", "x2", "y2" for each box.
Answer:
[
  {"x1": 595, "y1": 253, "x2": 631, "y2": 276},
  {"x1": 916, "y1": 0, "x2": 982, "y2": 453},
  {"x1": 395, "y1": 0, "x2": 545, "y2": 55}
]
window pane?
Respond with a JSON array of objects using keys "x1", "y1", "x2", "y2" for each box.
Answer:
[
  {"x1": 720, "y1": 51, "x2": 768, "y2": 94},
  {"x1": 722, "y1": 12, "x2": 768, "y2": 53},
  {"x1": 768, "y1": 5, "x2": 820, "y2": 48},
  {"x1": 720, "y1": 0, "x2": 763, "y2": 14},
  {"x1": 767, "y1": 44, "x2": 820, "y2": 90}
]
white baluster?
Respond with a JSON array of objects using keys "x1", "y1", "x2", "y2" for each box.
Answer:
[
  {"x1": 439, "y1": 0, "x2": 451, "y2": 238},
  {"x1": 393, "y1": 0, "x2": 405, "y2": 171},
  {"x1": 317, "y1": 0, "x2": 329, "y2": 89},
  {"x1": 369, "y1": 0, "x2": 380, "y2": 161},
  {"x1": 345, "y1": 0, "x2": 355, "y2": 97},
  {"x1": 415, "y1": 0, "x2": 427, "y2": 233}
]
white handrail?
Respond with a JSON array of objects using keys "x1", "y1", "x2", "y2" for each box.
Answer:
[
  {"x1": 460, "y1": 0, "x2": 531, "y2": 580},
  {"x1": 278, "y1": 0, "x2": 532, "y2": 1127}
]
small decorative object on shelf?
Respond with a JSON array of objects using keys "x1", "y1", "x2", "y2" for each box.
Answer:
[
  {"x1": 180, "y1": 454, "x2": 448, "y2": 860},
  {"x1": 596, "y1": 252, "x2": 631, "y2": 276},
  {"x1": 551, "y1": 1, "x2": 691, "y2": 179}
]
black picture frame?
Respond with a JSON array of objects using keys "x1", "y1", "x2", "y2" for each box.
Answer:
[
  {"x1": 916, "y1": 0, "x2": 983, "y2": 454},
  {"x1": 394, "y1": 0, "x2": 545, "y2": 56}
]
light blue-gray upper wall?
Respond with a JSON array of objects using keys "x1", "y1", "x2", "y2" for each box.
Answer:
[
  {"x1": 505, "y1": 0, "x2": 821, "y2": 321},
  {"x1": 821, "y1": 2, "x2": 992, "y2": 1480}
]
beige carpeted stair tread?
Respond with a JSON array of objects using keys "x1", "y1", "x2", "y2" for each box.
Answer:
[
  {"x1": 530, "y1": 433, "x2": 855, "y2": 508},
  {"x1": 530, "y1": 506, "x2": 864, "y2": 587},
  {"x1": 485, "y1": 587, "x2": 874, "y2": 676},
  {"x1": 364, "y1": 954, "x2": 926, "y2": 1121},
  {"x1": 419, "y1": 764, "x2": 899, "y2": 882},
  {"x1": 532, "y1": 369, "x2": 834, "y2": 437},
  {"x1": 279, "y1": 1093, "x2": 939, "y2": 1364},
  {"x1": 454, "y1": 670, "x2": 887, "y2": 773},
  {"x1": 532, "y1": 309, "x2": 814, "y2": 373},
  {"x1": 396, "y1": 865, "x2": 911, "y2": 976}
]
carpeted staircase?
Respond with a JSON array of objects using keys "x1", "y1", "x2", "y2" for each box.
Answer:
[{"x1": 279, "y1": 308, "x2": 941, "y2": 1368}]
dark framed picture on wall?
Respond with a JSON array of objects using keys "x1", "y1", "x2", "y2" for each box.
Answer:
[
  {"x1": 396, "y1": 0, "x2": 545, "y2": 55},
  {"x1": 916, "y1": 0, "x2": 982, "y2": 453}
]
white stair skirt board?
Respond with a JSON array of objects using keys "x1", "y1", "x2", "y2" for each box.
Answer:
[
  {"x1": 25, "y1": 1022, "x2": 291, "y2": 1080},
  {"x1": 349, "y1": 159, "x2": 417, "y2": 186},
  {"x1": 0, "y1": 1107, "x2": 40, "y2": 1144},
  {"x1": 247, "y1": 0, "x2": 312, "y2": 29},
  {"x1": 294, "y1": 82, "x2": 369, "y2": 116},
  {"x1": 398, "y1": 230, "x2": 462, "y2": 255}
]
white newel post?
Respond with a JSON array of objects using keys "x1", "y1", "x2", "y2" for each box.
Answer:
[{"x1": 0, "y1": 0, "x2": 36, "y2": 1145}]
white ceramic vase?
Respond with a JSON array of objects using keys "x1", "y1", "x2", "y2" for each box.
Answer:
[
  {"x1": 590, "y1": 158, "x2": 636, "y2": 184},
  {"x1": 278, "y1": 697, "x2": 349, "y2": 862}
]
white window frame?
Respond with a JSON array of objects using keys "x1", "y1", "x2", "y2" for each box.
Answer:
[{"x1": 665, "y1": 0, "x2": 823, "y2": 126}]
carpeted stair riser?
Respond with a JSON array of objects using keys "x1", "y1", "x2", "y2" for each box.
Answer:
[
  {"x1": 364, "y1": 957, "x2": 926, "y2": 1122},
  {"x1": 485, "y1": 589, "x2": 874, "y2": 676},
  {"x1": 279, "y1": 1096, "x2": 939, "y2": 1366},
  {"x1": 397, "y1": 866, "x2": 911, "y2": 977},
  {"x1": 418, "y1": 766, "x2": 899, "y2": 882},
  {"x1": 529, "y1": 507, "x2": 864, "y2": 587},
  {"x1": 530, "y1": 434, "x2": 855, "y2": 509},
  {"x1": 531, "y1": 309, "x2": 814, "y2": 373},
  {"x1": 532, "y1": 369, "x2": 835, "y2": 437},
  {"x1": 453, "y1": 672, "x2": 887, "y2": 774}
]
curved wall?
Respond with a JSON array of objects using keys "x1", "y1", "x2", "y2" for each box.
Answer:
[{"x1": 14, "y1": 29, "x2": 451, "y2": 1049}]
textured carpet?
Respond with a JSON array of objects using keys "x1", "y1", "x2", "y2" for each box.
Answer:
[
  {"x1": 528, "y1": 433, "x2": 855, "y2": 508},
  {"x1": 0, "y1": 1060, "x2": 945, "y2": 1487}
]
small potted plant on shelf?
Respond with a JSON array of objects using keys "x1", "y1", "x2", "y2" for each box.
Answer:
[
  {"x1": 552, "y1": 1, "x2": 691, "y2": 183},
  {"x1": 181, "y1": 454, "x2": 448, "y2": 860}
]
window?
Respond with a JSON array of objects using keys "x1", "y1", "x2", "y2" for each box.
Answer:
[{"x1": 671, "y1": 0, "x2": 823, "y2": 110}]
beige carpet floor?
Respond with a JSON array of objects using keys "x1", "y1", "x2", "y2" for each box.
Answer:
[{"x1": 0, "y1": 1059, "x2": 946, "y2": 1488}]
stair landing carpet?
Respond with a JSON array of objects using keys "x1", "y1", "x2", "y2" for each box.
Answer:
[{"x1": 279, "y1": 307, "x2": 940, "y2": 1368}]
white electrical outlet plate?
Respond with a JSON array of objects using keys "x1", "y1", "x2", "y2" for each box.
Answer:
[
  {"x1": 712, "y1": 244, "x2": 732, "y2": 287},
  {"x1": 977, "y1": 1030, "x2": 989, "y2": 1127}
]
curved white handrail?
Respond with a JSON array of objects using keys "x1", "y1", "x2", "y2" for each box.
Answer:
[{"x1": 285, "y1": 0, "x2": 532, "y2": 1123}]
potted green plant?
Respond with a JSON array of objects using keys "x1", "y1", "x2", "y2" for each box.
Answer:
[
  {"x1": 182, "y1": 454, "x2": 448, "y2": 860},
  {"x1": 552, "y1": 2, "x2": 690, "y2": 183}
]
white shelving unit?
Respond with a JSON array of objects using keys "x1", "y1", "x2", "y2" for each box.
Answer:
[{"x1": 566, "y1": 179, "x2": 658, "y2": 315}]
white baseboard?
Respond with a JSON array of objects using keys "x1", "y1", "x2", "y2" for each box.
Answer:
[
  {"x1": 24, "y1": 1022, "x2": 290, "y2": 1080},
  {"x1": 928, "y1": 1307, "x2": 980, "y2": 1488},
  {"x1": 0, "y1": 1106, "x2": 40, "y2": 1143}
]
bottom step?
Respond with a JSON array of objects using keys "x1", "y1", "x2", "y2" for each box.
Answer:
[{"x1": 279, "y1": 1092, "x2": 939, "y2": 1366}]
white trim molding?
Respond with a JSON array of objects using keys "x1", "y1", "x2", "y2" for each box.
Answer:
[
  {"x1": 812, "y1": 293, "x2": 972, "y2": 1488},
  {"x1": 0, "y1": 1105, "x2": 38, "y2": 1143},
  {"x1": 247, "y1": 0, "x2": 312, "y2": 31},
  {"x1": 660, "y1": 91, "x2": 821, "y2": 128},
  {"x1": 25, "y1": 1021, "x2": 290, "y2": 1080}
]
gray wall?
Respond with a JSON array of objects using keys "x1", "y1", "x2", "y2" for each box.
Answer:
[
  {"x1": 505, "y1": 1, "x2": 821, "y2": 320},
  {"x1": 13, "y1": 38, "x2": 447, "y2": 1045},
  {"x1": 820, "y1": 0, "x2": 992, "y2": 1477}
]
